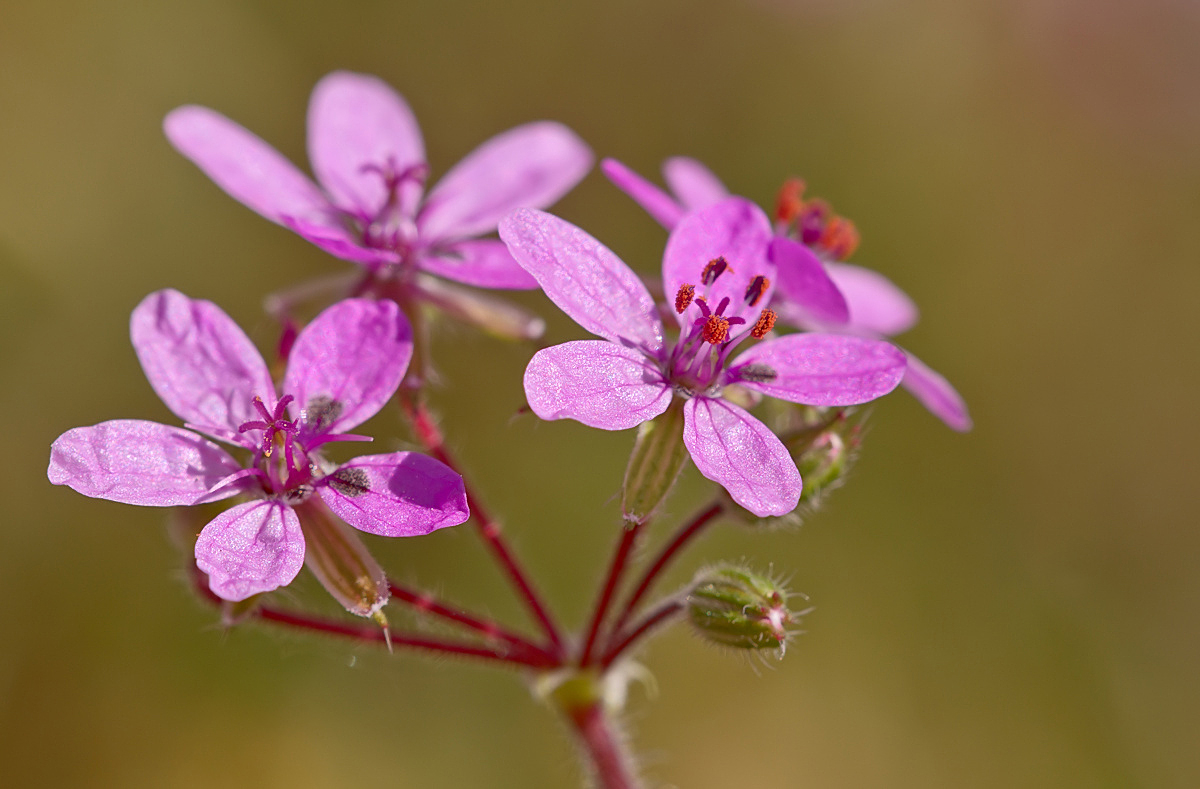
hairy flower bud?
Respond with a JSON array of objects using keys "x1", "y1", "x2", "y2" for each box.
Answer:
[
  {"x1": 293, "y1": 498, "x2": 390, "y2": 620},
  {"x1": 687, "y1": 566, "x2": 803, "y2": 655}
]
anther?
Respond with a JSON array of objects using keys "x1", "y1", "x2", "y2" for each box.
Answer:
[
  {"x1": 675, "y1": 284, "x2": 695, "y2": 314},
  {"x1": 702, "y1": 315, "x2": 731, "y2": 344},
  {"x1": 744, "y1": 275, "x2": 770, "y2": 307},
  {"x1": 774, "y1": 178, "x2": 806, "y2": 225},
  {"x1": 819, "y1": 216, "x2": 860, "y2": 261},
  {"x1": 751, "y1": 309, "x2": 777, "y2": 339},
  {"x1": 701, "y1": 257, "x2": 730, "y2": 286}
]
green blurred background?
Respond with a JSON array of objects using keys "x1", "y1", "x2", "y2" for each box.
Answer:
[{"x1": 2, "y1": 0, "x2": 1197, "y2": 786}]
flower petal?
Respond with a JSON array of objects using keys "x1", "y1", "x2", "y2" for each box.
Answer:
[
  {"x1": 131, "y1": 289, "x2": 274, "y2": 442},
  {"x1": 683, "y1": 398, "x2": 801, "y2": 517},
  {"x1": 284, "y1": 298, "x2": 412, "y2": 438},
  {"x1": 770, "y1": 237, "x2": 850, "y2": 326},
  {"x1": 901, "y1": 351, "x2": 972, "y2": 431},
  {"x1": 662, "y1": 156, "x2": 729, "y2": 211},
  {"x1": 48, "y1": 420, "x2": 243, "y2": 506},
  {"x1": 662, "y1": 197, "x2": 775, "y2": 325},
  {"x1": 418, "y1": 239, "x2": 538, "y2": 289},
  {"x1": 826, "y1": 262, "x2": 919, "y2": 336},
  {"x1": 419, "y1": 122, "x2": 593, "y2": 241},
  {"x1": 600, "y1": 158, "x2": 683, "y2": 230},
  {"x1": 195, "y1": 500, "x2": 305, "y2": 601},
  {"x1": 307, "y1": 71, "x2": 425, "y2": 219},
  {"x1": 524, "y1": 340, "x2": 671, "y2": 430},
  {"x1": 283, "y1": 217, "x2": 401, "y2": 268},
  {"x1": 499, "y1": 209, "x2": 664, "y2": 352},
  {"x1": 731, "y1": 333, "x2": 906, "y2": 405},
  {"x1": 164, "y1": 105, "x2": 337, "y2": 230},
  {"x1": 318, "y1": 452, "x2": 469, "y2": 537}
]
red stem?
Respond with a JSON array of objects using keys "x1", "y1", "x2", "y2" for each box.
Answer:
[
  {"x1": 601, "y1": 600, "x2": 684, "y2": 669},
  {"x1": 579, "y1": 522, "x2": 642, "y2": 666},
  {"x1": 609, "y1": 502, "x2": 723, "y2": 636},
  {"x1": 387, "y1": 579, "x2": 555, "y2": 661},
  {"x1": 401, "y1": 395, "x2": 566, "y2": 658},
  {"x1": 564, "y1": 701, "x2": 640, "y2": 789}
]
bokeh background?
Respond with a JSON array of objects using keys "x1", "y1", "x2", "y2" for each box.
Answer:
[{"x1": 2, "y1": 0, "x2": 1197, "y2": 786}]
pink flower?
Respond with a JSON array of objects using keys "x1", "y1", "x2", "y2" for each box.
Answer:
[
  {"x1": 499, "y1": 199, "x2": 906, "y2": 517},
  {"x1": 48, "y1": 291, "x2": 469, "y2": 601},
  {"x1": 164, "y1": 71, "x2": 593, "y2": 291},
  {"x1": 602, "y1": 157, "x2": 971, "y2": 431}
]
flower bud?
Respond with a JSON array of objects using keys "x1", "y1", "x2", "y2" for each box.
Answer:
[
  {"x1": 686, "y1": 565, "x2": 803, "y2": 656},
  {"x1": 293, "y1": 498, "x2": 390, "y2": 620},
  {"x1": 622, "y1": 398, "x2": 688, "y2": 524}
]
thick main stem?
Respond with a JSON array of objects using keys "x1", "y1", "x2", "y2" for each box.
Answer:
[
  {"x1": 400, "y1": 394, "x2": 566, "y2": 658},
  {"x1": 566, "y1": 702, "x2": 640, "y2": 789}
]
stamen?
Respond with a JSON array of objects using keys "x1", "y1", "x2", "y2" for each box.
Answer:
[
  {"x1": 702, "y1": 315, "x2": 731, "y2": 344},
  {"x1": 775, "y1": 178, "x2": 806, "y2": 225},
  {"x1": 751, "y1": 309, "x2": 777, "y2": 338},
  {"x1": 744, "y1": 276, "x2": 770, "y2": 307},
  {"x1": 819, "y1": 216, "x2": 860, "y2": 260},
  {"x1": 798, "y1": 200, "x2": 831, "y2": 246},
  {"x1": 675, "y1": 284, "x2": 695, "y2": 314},
  {"x1": 701, "y1": 257, "x2": 730, "y2": 285}
]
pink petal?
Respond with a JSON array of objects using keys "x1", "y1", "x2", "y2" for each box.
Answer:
[
  {"x1": 307, "y1": 71, "x2": 425, "y2": 218},
  {"x1": 131, "y1": 289, "x2": 274, "y2": 442},
  {"x1": 524, "y1": 341, "x2": 671, "y2": 430},
  {"x1": 770, "y1": 237, "x2": 850, "y2": 326},
  {"x1": 732, "y1": 333, "x2": 906, "y2": 406},
  {"x1": 419, "y1": 122, "x2": 593, "y2": 241},
  {"x1": 826, "y1": 262, "x2": 919, "y2": 336},
  {"x1": 901, "y1": 352, "x2": 972, "y2": 431},
  {"x1": 600, "y1": 158, "x2": 683, "y2": 230},
  {"x1": 318, "y1": 452, "x2": 469, "y2": 537},
  {"x1": 498, "y1": 209, "x2": 664, "y2": 353},
  {"x1": 683, "y1": 398, "x2": 801, "y2": 517},
  {"x1": 662, "y1": 197, "x2": 775, "y2": 325},
  {"x1": 195, "y1": 500, "x2": 305, "y2": 601},
  {"x1": 418, "y1": 239, "x2": 539, "y2": 289},
  {"x1": 284, "y1": 298, "x2": 412, "y2": 438},
  {"x1": 48, "y1": 420, "x2": 243, "y2": 506},
  {"x1": 164, "y1": 105, "x2": 337, "y2": 230},
  {"x1": 283, "y1": 217, "x2": 400, "y2": 268},
  {"x1": 662, "y1": 156, "x2": 729, "y2": 211}
]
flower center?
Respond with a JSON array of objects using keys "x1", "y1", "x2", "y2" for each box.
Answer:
[
  {"x1": 355, "y1": 158, "x2": 430, "y2": 253},
  {"x1": 238, "y1": 394, "x2": 310, "y2": 495}
]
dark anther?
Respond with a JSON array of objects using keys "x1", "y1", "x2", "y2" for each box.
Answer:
[
  {"x1": 744, "y1": 276, "x2": 770, "y2": 307},
  {"x1": 701, "y1": 257, "x2": 730, "y2": 285}
]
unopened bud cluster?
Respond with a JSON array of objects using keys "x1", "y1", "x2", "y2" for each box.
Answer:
[{"x1": 686, "y1": 565, "x2": 802, "y2": 655}]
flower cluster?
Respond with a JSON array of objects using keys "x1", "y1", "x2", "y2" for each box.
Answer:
[{"x1": 47, "y1": 69, "x2": 970, "y2": 788}]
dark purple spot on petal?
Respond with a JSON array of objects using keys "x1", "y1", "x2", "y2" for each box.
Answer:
[{"x1": 329, "y1": 467, "x2": 370, "y2": 498}]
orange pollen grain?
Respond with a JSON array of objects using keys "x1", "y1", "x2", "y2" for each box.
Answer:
[
  {"x1": 751, "y1": 309, "x2": 777, "y2": 338},
  {"x1": 702, "y1": 315, "x2": 731, "y2": 344},
  {"x1": 744, "y1": 275, "x2": 770, "y2": 307},
  {"x1": 775, "y1": 178, "x2": 806, "y2": 224},
  {"x1": 675, "y1": 283, "x2": 695, "y2": 314}
]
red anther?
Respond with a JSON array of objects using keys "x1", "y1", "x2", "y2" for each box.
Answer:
[
  {"x1": 701, "y1": 256, "x2": 730, "y2": 285},
  {"x1": 675, "y1": 283, "x2": 695, "y2": 314},
  {"x1": 702, "y1": 314, "x2": 731, "y2": 344},
  {"x1": 744, "y1": 275, "x2": 770, "y2": 307},
  {"x1": 774, "y1": 178, "x2": 806, "y2": 225},
  {"x1": 819, "y1": 216, "x2": 860, "y2": 261},
  {"x1": 751, "y1": 309, "x2": 777, "y2": 338}
]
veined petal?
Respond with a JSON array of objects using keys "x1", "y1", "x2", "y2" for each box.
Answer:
[
  {"x1": 195, "y1": 500, "x2": 305, "y2": 602},
  {"x1": 419, "y1": 122, "x2": 592, "y2": 241},
  {"x1": 662, "y1": 156, "x2": 729, "y2": 211},
  {"x1": 601, "y1": 158, "x2": 683, "y2": 230},
  {"x1": 164, "y1": 105, "x2": 335, "y2": 229},
  {"x1": 318, "y1": 452, "x2": 469, "y2": 537},
  {"x1": 284, "y1": 298, "x2": 411, "y2": 438},
  {"x1": 307, "y1": 71, "x2": 425, "y2": 218},
  {"x1": 901, "y1": 351, "x2": 972, "y2": 431},
  {"x1": 524, "y1": 341, "x2": 671, "y2": 430},
  {"x1": 131, "y1": 289, "x2": 274, "y2": 441},
  {"x1": 770, "y1": 237, "x2": 850, "y2": 326},
  {"x1": 826, "y1": 261, "x2": 919, "y2": 336},
  {"x1": 683, "y1": 398, "x2": 801, "y2": 517},
  {"x1": 48, "y1": 420, "x2": 243, "y2": 506},
  {"x1": 283, "y1": 217, "x2": 400, "y2": 268},
  {"x1": 663, "y1": 197, "x2": 775, "y2": 325},
  {"x1": 499, "y1": 209, "x2": 664, "y2": 352},
  {"x1": 732, "y1": 333, "x2": 906, "y2": 406},
  {"x1": 418, "y1": 239, "x2": 538, "y2": 289}
]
